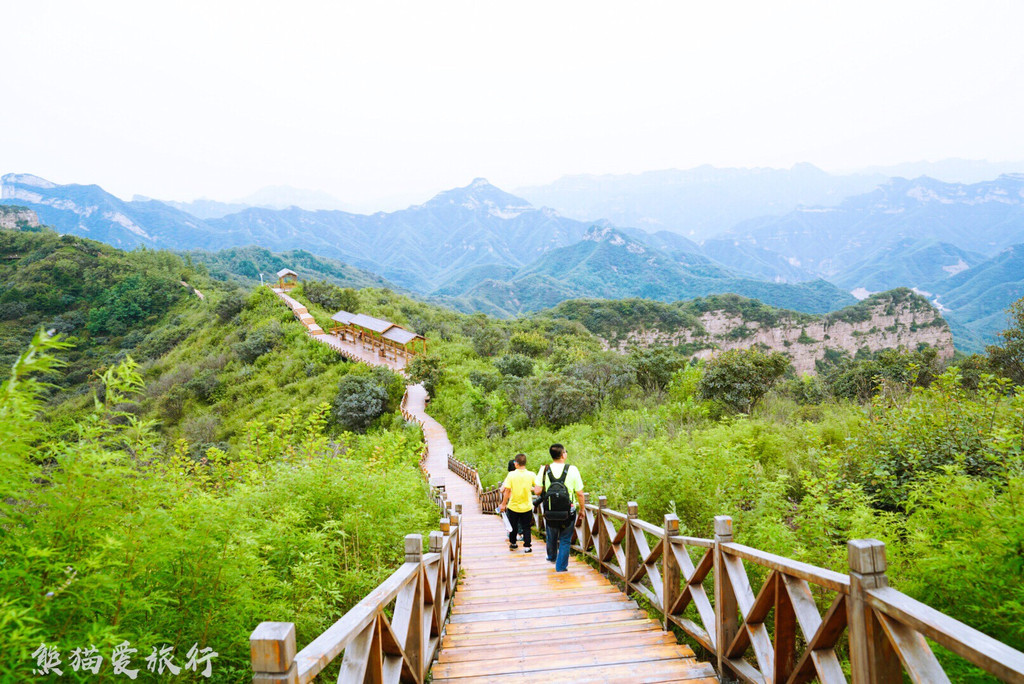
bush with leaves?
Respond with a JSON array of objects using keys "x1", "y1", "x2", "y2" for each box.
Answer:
[
  {"x1": 697, "y1": 348, "x2": 790, "y2": 413},
  {"x1": 407, "y1": 354, "x2": 443, "y2": 396},
  {"x1": 508, "y1": 331, "x2": 549, "y2": 357},
  {"x1": 333, "y1": 366, "x2": 404, "y2": 432},
  {"x1": 629, "y1": 346, "x2": 683, "y2": 392},
  {"x1": 511, "y1": 373, "x2": 599, "y2": 427},
  {"x1": 494, "y1": 353, "x2": 534, "y2": 378},
  {"x1": 303, "y1": 280, "x2": 361, "y2": 314},
  {"x1": 215, "y1": 290, "x2": 246, "y2": 322}
]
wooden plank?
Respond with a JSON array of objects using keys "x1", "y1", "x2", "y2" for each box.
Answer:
[
  {"x1": 721, "y1": 554, "x2": 755, "y2": 618},
  {"x1": 445, "y1": 609, "x2": 648, "y2": 635},
  {"x1": 868, "y1": 586, "x2": 1024, "y2": 682},
  {"x1": 780, "y1": 574, "x2": 821, "y2": 640},
  {"x1": 723, "y1": 542, "x2": 850, "y2": 593},
  {"x1": 668, "y1": 615, "x2": 715, "y2": 653},
  {"x1": 434, "y1": 658, "x2": 718, "y2": 683},
  {"x1": 786, "y1": 593, "x2": 847, "y2": 684},
  {"x1": 876, "y1": 611, "x2": 951, "y2": 684},
  {"x1": 438, "y1": 630, "x2": 680, "y2": 664},
  {"x1": 452, "y1": 587, "x2": 623, "y2": 611},
  {"x1": 774, "y1": 573, "x2": 797, "y2": 684},
  {"x1": 448, "y1": 599, "x2": 639, "y2": 623},
  {"x1": 431, "y1": 643, "x2": 702, "y2": 679},
  {"x1": 441, "y1": 618, "x2": 662, "y2": 646}
]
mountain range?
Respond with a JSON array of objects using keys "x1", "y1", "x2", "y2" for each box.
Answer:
[{"x1": 4, "y1": 169, "x2": 1024, "y2": 350}]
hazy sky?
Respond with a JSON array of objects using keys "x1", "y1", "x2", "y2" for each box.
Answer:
[{"x1": 2, "y1": 1, "x2": 1023, "y2": 206}]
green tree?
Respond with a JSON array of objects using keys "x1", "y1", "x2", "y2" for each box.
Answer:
[
  {"x1": 303, "y1": 280, "x2": 360, "y2": 313},
  {"x1": 629, "y1": 346, "x2": 682, "y2": 392},
  {"x1": 508, "y1": 331, "x2": 549, "y2": 357},
  {"x1": 511, "y1": 373, "x2": 598, "y2": 427},
  {"x1": 334, "y1": 374, "x2": 389, "y2": 432},
  {"x1": 471, "y1": 325, "x2": 506, "y2": 358},
  {"x1": 567, "y1": 352, "x2": 635, "y2": 406},
  {"x1": 408, "y1": 355, "x2": 444, "y2": 396},
  {"x1": 494, "y1": 353, "x2": 534, "y2": 378},
  {"x1": 987, "y1": 296, "x2": 1024, "y2": 386},
  {"x1": 697, "y1": 348, "x2": 789, "y2": 413}
]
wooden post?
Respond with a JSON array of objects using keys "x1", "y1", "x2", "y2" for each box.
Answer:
[
  {"x1": 578, "y1": 493, "x2": 589, "y2": 551},
  {"x1": 848, "y1": 539, "x2": 901, "y2": 684},
  {"x1": 624, "y1": 502, "x2": 640, "y2": 587},
  {"x1": 663, "y1": 514, "x2": 681, "y2": 631},
  {"x1": 428, "y1": 530, "x2": 444, "y2": 553},
  {"x1": 250, "y1": 622, "x2": 298, "y2": 683},
  {"x1": 439, "y1": 518, "x2": 450, "y2": 535},
  {"x1": 597, "y1": 496, "x2": 609, "y2": 571},
  {"x1": 397, "y1": 535, "x2": 424, "y2": 681},
  {"x1": 714, "y1": 515, "x2": 738, "y2": 679},
  {"x1": 774, "y1": 572, "x2": 796, "y2": 683}
]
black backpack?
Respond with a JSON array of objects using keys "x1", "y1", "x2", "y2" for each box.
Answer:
[{"x1": 541, "y1": 465, "x2": 573, "y2": 522}]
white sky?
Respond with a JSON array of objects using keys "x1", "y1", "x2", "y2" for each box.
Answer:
[{"x1": 2, "y1": 1, "x2": 1023, "y2": 207}]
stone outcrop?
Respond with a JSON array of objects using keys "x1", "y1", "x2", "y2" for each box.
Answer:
[
  {"x1": 0, "y1": 206, "x2": 41, "y2": 230},
  {"x1": 601, "y1": 295, "x2": 955, "y2": 375}
]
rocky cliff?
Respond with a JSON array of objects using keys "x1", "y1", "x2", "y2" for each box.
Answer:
[
  {"x1": 598, "y1": 290, "x2": 955, "y2": 374},
  {"x1": 0, "y1": 205, "x2": 41, "y2": 230}
]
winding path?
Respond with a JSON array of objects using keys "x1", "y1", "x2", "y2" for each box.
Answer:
[{"x1": 274, "y1": 288, "x2": 717, "y2": 682}]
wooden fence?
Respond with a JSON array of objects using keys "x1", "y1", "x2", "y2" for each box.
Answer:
[
  {"x1": 252, "y1": 388, "x2": 461, "y2": 682},
  {"x1": 531, "y1": 495, "x2": 1024, "y2": 684},
  {"x1": 443, "y1": 452, "x2": 503, "y2": 512},
  {"x1": 250, "y1": 502, "x2": 463, "y2": 683}
]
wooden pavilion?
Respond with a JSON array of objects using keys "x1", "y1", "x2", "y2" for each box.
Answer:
[
  {"x1": 276, "y1": 268, "x2": 298, "y2": 290},
  {"x1": 331, "y1": 310, "x2": 426, "y2": 362}
]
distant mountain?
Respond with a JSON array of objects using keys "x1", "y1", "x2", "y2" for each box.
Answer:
[
  {"x1": 515, "y1": 164, "x2": 885, "y2": 240},
  {"x1": 160, "y1": 197, "x2": 253, "y2": 220},
  {"x1": 700, "y1": 238, "x2": 820, "y2": 283},
  {"x1": 1, "y1": 173, "x2": 222, "y2": 249},
  {"x1": 855, "y1": 159, "x2": 1024, "y2": 184},
  {"x1": 205, "y1": 178, "x2": 598, "y2": 292},
  {"x1": 725, "y1": 175, "x2": 1024, "y2": 282},
  {"x1": 927, "y1": 244, "x2": 1024, "y2": 347},
  {"x1": 831, "y1": 238, "x2": 986, "y2": 293},
  {"x1": 439, "y1": 226, "x2": 856, "y2": 316}
]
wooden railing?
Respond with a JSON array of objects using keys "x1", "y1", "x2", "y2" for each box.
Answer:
[
  {"x1": 529, "y1": 496, "x2": 1024, "y2": 684},
  {"x1": 444, "y1": 452, "x2": 503, "y2": 512},
  {"x1": 250, "y1": 504, "x2": 463, "y2": 683}
]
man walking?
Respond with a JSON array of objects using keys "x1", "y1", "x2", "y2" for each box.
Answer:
[
  {"x1": 534, "y1": 444, "x2": 585, "y2": 572},
  {"x1": 498, "y1": 453, "x2": 535, "y2": 552}
]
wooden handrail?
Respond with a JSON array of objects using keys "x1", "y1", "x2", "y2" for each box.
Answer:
[
  {"x1": 524, "y1": 496, "x2": 1024, "y2": 684},
  {"x1": 250, "y1": 508, "x2": 463, "y2": 683}
]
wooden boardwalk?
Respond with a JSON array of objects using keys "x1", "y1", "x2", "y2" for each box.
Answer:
[
  {"x1": 271, "y1": 288, "x2": 410, "y2": 371},
  {"x1": 403, "y1": 387, "x2": 717, "y2": 683}
]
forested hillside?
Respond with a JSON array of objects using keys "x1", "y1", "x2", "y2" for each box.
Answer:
[
  {"x1": 3, "y1": 227, "x2": 1023, "y2": 680},
  {"x1": 0, "y1": 230, "x2": 452, "y2": 680}
]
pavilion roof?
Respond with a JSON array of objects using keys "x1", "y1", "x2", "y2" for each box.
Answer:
[
  {"x1": 349, "y1": 313, "x2": 394, "y2": 334},
  {"x1": 331, "y1": 310, "x2": 356, "y2": 324},
  {"x1": 382, "y1": 327, "x2": 422, "y2": 345},
  {"x1": 276, "y1": 268, "x2": 298, "y2": 278}
]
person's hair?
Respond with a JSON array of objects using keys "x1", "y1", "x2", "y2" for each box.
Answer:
[
  {"x1": 514, "y1": 453, "x2": 527, "y2": 466},
  {"x1": 549, "y1": 443, "x2": 565, "y2": 460}
]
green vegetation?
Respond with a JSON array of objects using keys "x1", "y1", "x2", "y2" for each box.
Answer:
[
  {"x1": 4, "y1": 226, "x2": 1024, "y2": 680},
  {"x1": 0, "y1": 232, "x2": 450, "y2": 680},
  {"x1": 423, "y1": 295, "x2": 1024, "y2": 679}
]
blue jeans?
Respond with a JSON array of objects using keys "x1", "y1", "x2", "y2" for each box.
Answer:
[{"x1": 546, "y1": 519, "x2": 575, "y2": 571}]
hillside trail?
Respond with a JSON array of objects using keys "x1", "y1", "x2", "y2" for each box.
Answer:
[{"x1": 274, "y1": 287, "x2": 717, "y2": 682}]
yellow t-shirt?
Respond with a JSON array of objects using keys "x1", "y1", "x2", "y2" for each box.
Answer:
[{"x1": 501, "y1": 469, "x2": 537, "y2": 513}]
